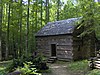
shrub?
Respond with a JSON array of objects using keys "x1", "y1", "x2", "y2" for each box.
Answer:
[
  {"x1": 5, "y1": 55, "x2": 49, "y2": 74},
  {"x1": 6, "y1": 59, "x2": 24, "y2": 72},
  {"x1": 16, "y1": 62, "x2": 42, "y2": 75},
  {"x1": 0, "y1": 67, "x2": 6, "y2": 75},
  {"x1": 33, "y1": 55, "x2": 49, "y2": 70},
  {"x1": 87, "y1": 69, "x2": 100, "y2": 75},
  {"x1": 68, "y1": 60, "x2": 88, "y2": 71}
]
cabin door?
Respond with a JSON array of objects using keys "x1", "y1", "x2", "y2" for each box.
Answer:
[{"x1": 51, "y1": 44, "x2": 56, "y2": 56}]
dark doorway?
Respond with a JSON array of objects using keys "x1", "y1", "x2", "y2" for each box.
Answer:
[{"x1": 51, "y1": 44, "x2": 56, "y2": 56}]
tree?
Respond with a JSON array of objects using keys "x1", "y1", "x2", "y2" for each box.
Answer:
[
  {"x1": 19, "y1": 0, "x2": 23, "y2": 57},
  {"x1": 57, "y1": 0, "x2": 60, "y2": 21},
  {"x1": 45, "y1": 0, "x2": 49, "y2": 24},
  {"x1": 0, "y1": 0, "x2": 99, "y2": 60},
  {"x1": 26, "y1": 0, "x2": 30, "y2": 56},
  {"x1": 40, "y1": 0, "x2": 43, "y2": 28},
  {"x1": 6, "y1": 1, "x2": 11, "y2": 60},
  {"x1": 76, "y1": 0, "x2": 100, "y2": 37},
  {"x1": 0, "y1": 0, "x2": 2, "y2": 60}
]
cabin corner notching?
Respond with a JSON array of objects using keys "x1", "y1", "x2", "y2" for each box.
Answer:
[{"x1": 35, "y1": 18, "x2": 96, "y2": 61}]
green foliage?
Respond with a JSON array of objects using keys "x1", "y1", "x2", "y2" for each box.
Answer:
[
  {"x1": 60, "y1": 0, "x2": 79, "y2": 20},
  {"x1": 0, "y1": 61, "x2": 12, "y2": 75},
  {"x1": 67, "y1": 60, "x2": 100, "y2": 75},
  {"x1": 6, "y1": 59, "x2": 24, "y2": 72},
  {"x1": 0, "y1": 67, "x2": 6, "y2": 75},
  {"x1": 87, "y1": 69, "x2": 100, "y2": 75},
  {"x1": 5, "y1": 55, "x2": 48, "y2": 74},
  {"x1": 0, "y1": 57, "x2": 49, "y2": 75},
  {"x1": 1, "y1": 0, "x2": 100, "y2": 61},
  {"x1": 32, "y1": 55, "x2": 49, "y2": 71},
  {"x1": 16, "y1": 62, "x2": 42, "y2": 75},
  {"x1": 68, "y1": 60, "x2": 88, "y2": 71},
  {"x1": 76, "y1": 0, "x2": 100, "y2": 37}
]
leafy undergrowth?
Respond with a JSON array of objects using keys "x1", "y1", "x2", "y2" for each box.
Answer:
[
  {"x1": 8, "y1": 55, "x2": 49, "y2": 75},
  {"x1": 87, "y1": 69, "x2": 100, "y2": 75},
  {"x1": 68, "y1": 60, "x2": 89, "y2": 74},
  {"x1": 0, "y1": 55, "x2": 49, "y2": 75},
  {"x1": 0, "y1": 60, "x2": 12, "y2": 75},
  {"x1": 0, "y1": 67, "x2": 6, "y2": 75},
  {"x1": 68, "y1": 60, "x2": 100, "y2": 75}
]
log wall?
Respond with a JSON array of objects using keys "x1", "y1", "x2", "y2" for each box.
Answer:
[
  {"x1": 36, "y1": 35, "x2": 73, "y2": 61},
  {"x1": 36, "y1": 33, "x2": 96, "y2": 61}
]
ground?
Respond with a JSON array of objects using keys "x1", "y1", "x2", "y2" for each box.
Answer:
[
  {"x1": 1, "y1": 60, "x2": 100, "y2": 75},
  {"x1": 43, "y1": 61, "x2": 86, "y2": 75}
]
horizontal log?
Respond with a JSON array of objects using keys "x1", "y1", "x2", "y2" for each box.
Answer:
[
  {"x1": 57, "y1": 43, "x2": 72, "y2": 46},
  {"x1": 95, "y1": 64, "x2": 100, "y2": 67},
  {"x1": 97, "y1": 59, "x2": 100, "y2": 61},
  {"x1": 57, "y1": 57, "x2": 73, "y2": 61},
  {"x1": 94, "y1": 61, "x2": 100, "y2": 64},
  {"x1": 95, "y1": 65, "x2": 100, "y2": 69},
  {"x1": 57, "y1": 45, "x2": 73, "y2": 50},
  {"x1": 57, "y1": 53, "x2": 73, "y2": 58},
  {"x1": 57, "y1": 49, "x2": 72, "y2": 51},
  {"x1": 57, "y1": 48, "x2": 72, "y2": 50}
]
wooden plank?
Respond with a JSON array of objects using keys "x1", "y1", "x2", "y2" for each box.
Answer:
[
  {"x1": 57, "y1": 54, "x2": 72, "y2": 58},
  {"x1": 95, "y1": 64, "x2": 100, "y2": 67},
  {"x1": 57, "y1": 56, "x2": 72, "y2": 59},
  {"x1": 57, "y1": 44, "x2": 72, "y2": 46},
  {"x1": 94, "y1": 61, "x2": 100, "y2": 64},
  {"x1": 97, "y1": 59, "x2": 100, "y2": 61},
  {"x1": 57, "y1": 48, "x2": 72, "y2": 51},
  {"x1": 57, "y1": 57, "x2": 73, "y2": 61},
  {"x1": 57, "y1": 45, "x2": 73, "y2": 50},
  {"x1": 95, "y1": 65, "x2": 100, "y2": 69},
  {"x1": 57, "y1": 49, "x2": 72, "y2": 51}
]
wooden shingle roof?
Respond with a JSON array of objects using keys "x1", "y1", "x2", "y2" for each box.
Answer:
[{"x1": 36, "y1": 18, "x2": 80, "y2": 36}]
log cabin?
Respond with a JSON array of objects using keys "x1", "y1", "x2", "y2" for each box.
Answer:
[{"x1": 35, "y1": 18, "x2": 96, "y2": 61}]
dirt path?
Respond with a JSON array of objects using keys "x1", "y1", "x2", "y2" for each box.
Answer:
[
  {"x1": 43, "y1": 63, "x2": 86, "y2": 75},
  {"x1": 43, "y1": 63, "x2": 80, "y2": 75}
]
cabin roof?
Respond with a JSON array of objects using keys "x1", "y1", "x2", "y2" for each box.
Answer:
[{"x1": 36, "y1": 18, "x2": 80, "y2": 36}]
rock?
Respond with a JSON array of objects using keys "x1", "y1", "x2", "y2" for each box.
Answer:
[{"x1": 7, "y1": 71, "x2": 22, "y2": 75}]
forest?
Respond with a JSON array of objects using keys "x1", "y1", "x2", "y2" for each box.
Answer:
[{"x1": 0, "y1": 0, "x2": 100, "y2": 75}]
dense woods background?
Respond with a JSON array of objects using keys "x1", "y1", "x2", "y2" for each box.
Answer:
[{"x1": 0, "y1": 0, "x2": 100, "y2": 60}]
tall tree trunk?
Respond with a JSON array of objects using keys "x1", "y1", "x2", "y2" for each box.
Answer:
[
  {"x1": 41, "y1": 0, "x2": 43, "y2": 28},
  {"x1": 12, "y1": 33, "x2": 16, "y2": 58},
  {"x1": 57, "y1": 0, "x2": 60, "y2": 21},
  {"x1": 19, "y1": 0, "x2": 22, "y2": 57},
  {"x1": 0, "y1": 0, "x2": 2, "y2": 61},
  {"x1": 45, "y1": 0, "x2": 49, "y2": 24},
  {"x1": 6, "y1": 3, "x2": 10, "y2": 60},
  {"x1": 26, "y1": 0, "x2": 30, "y2": 56},
  {"x1": 31, "y1": 5, "x2": 34, "y2": 52},
  {"x1": 31, "y1": 19, "x2": 34, "y2": 52},
  {"x1": 35, "y1": 0, "x2": 37, "y2": 32}
]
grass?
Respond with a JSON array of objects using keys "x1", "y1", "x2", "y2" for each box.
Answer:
[
  {"x1": 68, "y1": 60, "x2": 89, "y2": 71},
  {"x1": 0, "y1": 60, "x2": 12, "y2": 75},
  {"x1": 67, "y1": 60, "x2": 100, "y2": 75},
  {"x1": 67, "y1": 60, "x2": 89, "y2": 75},
  {"x1": 1, "y1": 60, "x2": 100, "y2": 75},
  {"x1": 87, "y1": 69, "x2": 100, "y2": 75},
  {"x1": 0, "y1": 64, "x2": 6, "y2": 75}
]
